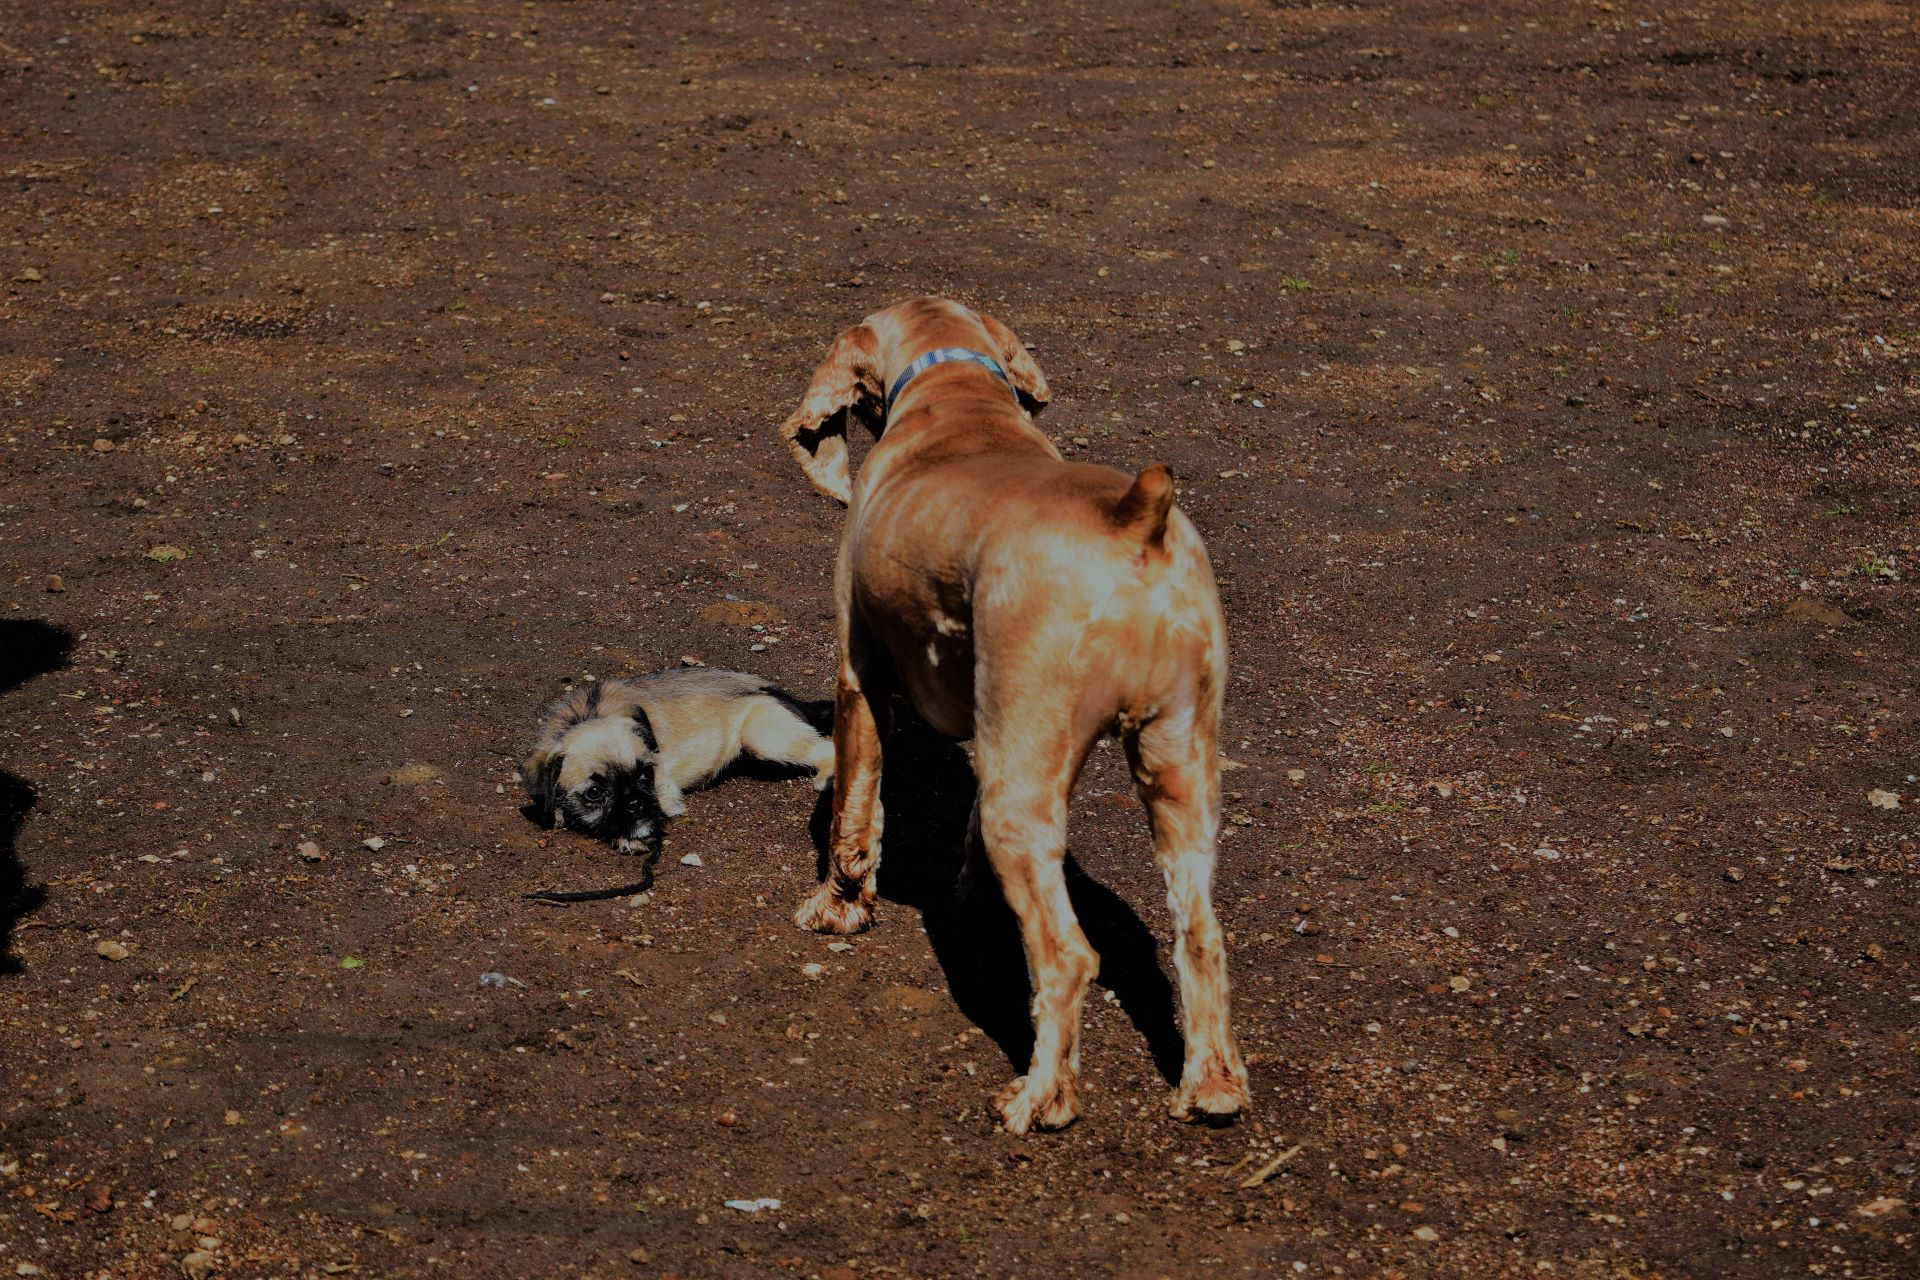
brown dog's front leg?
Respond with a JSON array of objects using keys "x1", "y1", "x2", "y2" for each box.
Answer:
[{"x1": 794, "y1": 659, "x2": 888, "y2": 934}]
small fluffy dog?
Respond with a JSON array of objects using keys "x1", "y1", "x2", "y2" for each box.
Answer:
[{"x1": 519, "y1": 669, "x2": 834, "y2": 857}]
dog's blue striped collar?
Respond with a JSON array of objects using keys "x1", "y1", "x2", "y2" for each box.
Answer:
[{"x1": 885, "y1": 347, "x2": 1012, "y2": 416}]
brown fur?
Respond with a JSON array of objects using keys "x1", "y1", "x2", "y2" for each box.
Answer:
[{"x1": 780, "y1": 296, "x2": 1249, "y2": 1134}]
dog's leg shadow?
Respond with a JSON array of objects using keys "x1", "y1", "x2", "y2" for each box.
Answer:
[
  {"x1": 1, "y1": 620, "x2": 75, "y2": 977},
  {"x1": 1063, "y1": 857, "x2": 1186, "y2": 1086}
]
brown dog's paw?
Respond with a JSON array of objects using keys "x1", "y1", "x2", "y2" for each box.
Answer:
[
  {"x1": 793, "y1": 884, "x2": 874, "y2": 935},
  {"x1": 1169, "y1": 1057, "x2": 1250, "y2": 1125},
  {"x1": 994, "y1": 1073, "x2": 1081, "y2": 1135}
]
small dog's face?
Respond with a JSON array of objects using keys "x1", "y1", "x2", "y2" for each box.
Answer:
[{"x1": 522, "y1": 717, "x2": 668, "y2": 849}]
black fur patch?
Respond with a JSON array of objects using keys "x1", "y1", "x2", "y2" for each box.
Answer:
[
  {"x1": 629, "y1": 703, "x2": 658, "y2": 752},
  {"x1": 521, "y1": 755, "x2": 562, "y2": 827}
]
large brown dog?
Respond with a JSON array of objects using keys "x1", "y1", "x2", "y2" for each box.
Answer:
[{"x1": 779, "y1": 296, "x2": 1248, "y2": 1134}]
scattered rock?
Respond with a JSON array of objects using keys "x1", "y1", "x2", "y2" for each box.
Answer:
[
  {"x1": 144, "y1": 544, "x2": 189, "y2": 563},
  {"x1": 224, "y1": 1109, "x2": 241, "y2": 1126},
  {"x1": 14, "y1": 267, "x2": 44, "y2": 283},
  {"x1": 1723, "y1": 867, "x2": 1745, "y2": 883},
  {"x1": 363, "y1": 836, "x2": 386, "y2": 851},
  {"x1": 387, "y1": 763, "x2": 442, "y2": 786},
  {"x1": 1856, "y1": 1196, "x2": 1906, "y2": 1218},
  {"x1": 1447, "y1": 975, "x2": 1471, "y2": 992},
  {"x1": 1867, "y1": 788, "x2": 1900, "y2": 810},
  {"x1": 95, "y1": 940, "x2": 130, "y2": 961},
  {"x1": 626, "y1": 1247, "x2": 650, "y2": 1264},
  {"x1": 43, "y1": 575, "x2": 63, "y2": 593},
  {"x1": 698, "y1": 600, "x2": 783, "y2": 628},
  {"x1": 801, "y1": 962, "x2": 825, "y2": 979},
  {"x1": 723, "y1": 1197, "x2": 781, "y2": 1213},
  {"x1": 181, "y1": 1251, "x2": 216, "y2": 1280},
  {"x1": 1412, "y1": 1225, "x2": 1440, "y2": 1242},
  {"x1": 85, "y1": 1182, "x2": 112, "y2": 1213},
  {"x1": 1286, "y1": 768, "x2": 1307, "y2": 782},
  {"x1": 297, "y1": 841, "x2": 325, "y2": 862},
  {"x1": 92, "y1": 437, "x2": 115, "y2": 453},
  {"x1": 715, "y1": 1110, "x2": 737, "y2": 1127},
  {"x1": 679, "y1": 852, "x2": 703, "y2": 867}
]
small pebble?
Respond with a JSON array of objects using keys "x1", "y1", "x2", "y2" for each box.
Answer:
[
  {"x1": 680, "y1": 852, "x2": 703, "y2": 867},
  {"x1": 95, "y1": 940, "x2": 129, "y2": 961}
]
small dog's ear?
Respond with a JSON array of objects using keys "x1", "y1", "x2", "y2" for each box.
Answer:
[
  {"x1": 779, "y1": 323, "x2": 882, "y2": 505},
  {"x1": 978, "y1": 311, "x2": 1051, "y2": 418},
  {"x1": 519, "y1": 750, "x2": 563, "y2": 827}
]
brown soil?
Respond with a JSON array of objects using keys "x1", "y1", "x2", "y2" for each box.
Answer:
[{"x1": 2, "y1": 2, "x2": 1917, "y2": 1277}]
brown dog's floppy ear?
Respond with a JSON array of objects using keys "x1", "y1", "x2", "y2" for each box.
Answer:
[
  {"x1": 779, "y1": 323, "x2": 882, "y2": 505},
  {"x1": 978, "y1": 311, "x2": 1051, "y2": 418}
]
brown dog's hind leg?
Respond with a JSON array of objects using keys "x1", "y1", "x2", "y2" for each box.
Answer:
[
  {"x1": 794, "y1": 657, "x2": 888, "y2": 934},
  {"x1": 977, "y1": 740, "x2": 1097, "y2": 1134},
  {"x1": 1126, "y1": 705, "x2": 1250, "y2": 1125}
]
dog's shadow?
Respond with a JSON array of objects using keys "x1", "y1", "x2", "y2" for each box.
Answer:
[
  {"x1": 809, "y1": 711, "x2": 1185, "y2": 1084},
  {"x1": 1, "y1": 620, "x2": 75, "y2": 977}
]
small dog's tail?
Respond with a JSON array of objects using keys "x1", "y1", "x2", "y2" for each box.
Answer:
[{"x1": 1110, "y1": 462, "x2": 1175, "y2": 552}]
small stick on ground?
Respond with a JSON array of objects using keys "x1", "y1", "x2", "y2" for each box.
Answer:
[{"x1": 1238, "y1": 1145, "x2": 1303, "y2": 1189}]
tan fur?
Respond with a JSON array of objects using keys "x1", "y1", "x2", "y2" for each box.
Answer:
[
  {"x1": 780, "y1": 296, "x2": 1249, "y2": 1134},
  {"x1": 520, "y1": 669, "x2": 832, "y2": 847}
]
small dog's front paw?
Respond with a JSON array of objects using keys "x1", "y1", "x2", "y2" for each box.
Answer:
[
  {"x1": 793, "y1": 884, "x2": 873, "y2": 934},
  {"x1": 994, "y1": 1073, "x2": 1081, "y2": 1135},
  {"x1": 1169, "y1": 1055, "x2": 1250, "y2": 1126}
]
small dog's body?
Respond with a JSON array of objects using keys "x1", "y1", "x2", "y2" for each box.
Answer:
[
  {"x1": 779, "y1": 296, "x2": 1249, "y2": 1134},
  {"x1": 519, "y1": 668, "x2": 834, "y2": 853}
]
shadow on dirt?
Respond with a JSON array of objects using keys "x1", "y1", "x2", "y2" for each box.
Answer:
[
  {"x1": 811, "y1": 709, "x2": 1185, "y2": 1083},
  {"x1": 1, "y1": 620, "x2": 74, "y2": 976}
]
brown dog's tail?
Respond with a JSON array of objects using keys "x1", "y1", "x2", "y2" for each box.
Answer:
[{"x1": 1110, "y1": 462, "x2": 1175, "y2": 552}]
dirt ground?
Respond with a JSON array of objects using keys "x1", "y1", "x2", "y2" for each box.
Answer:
[{"x1": 2, "y1": 1, "x2": 1917, "y2": 1276}]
